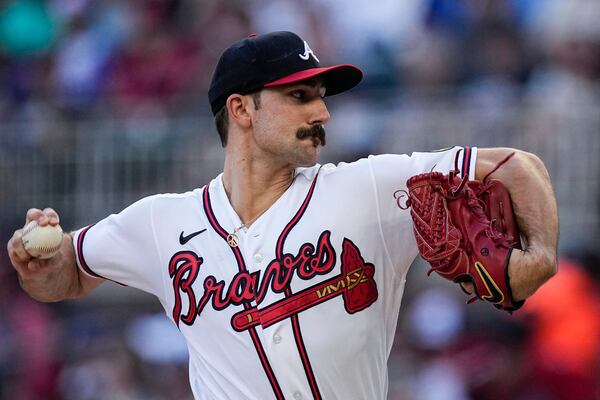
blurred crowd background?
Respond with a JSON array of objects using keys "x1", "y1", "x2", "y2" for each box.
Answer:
[{"x1": 0, "y1": 0, "x2": 599, "y2": 399}]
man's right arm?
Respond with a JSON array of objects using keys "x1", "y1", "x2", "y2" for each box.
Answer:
[{"x1": 6, "y1": 208, "x2": 104, "y2": 302}]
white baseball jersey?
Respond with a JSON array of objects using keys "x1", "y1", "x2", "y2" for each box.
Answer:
[{"x1": 73, "y1": 146, "x2": 477, "y2": 400}]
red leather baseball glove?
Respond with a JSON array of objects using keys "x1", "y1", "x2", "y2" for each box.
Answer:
[{"x1": 399, "y1": 151, "x2": 524, "y2": 312}]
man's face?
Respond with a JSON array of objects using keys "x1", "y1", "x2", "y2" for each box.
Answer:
[{"x1": 249, "y1": 80, "x2": 330, "y2": 168}]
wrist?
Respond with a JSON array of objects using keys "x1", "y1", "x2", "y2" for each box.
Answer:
[{"x1": 509, "y1": 246, "x2": 557, "y2": 301}]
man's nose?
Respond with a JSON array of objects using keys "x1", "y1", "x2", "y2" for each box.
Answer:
[{"x1": 309, "y1": 98, "x2": 331, "y2": 125}]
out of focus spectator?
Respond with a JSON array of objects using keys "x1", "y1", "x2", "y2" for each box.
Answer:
[
  {"x1": 460, "y1": 15, "x2": 529, "y2": 113},
  {"x1": 0, "y1": 0, "x2": 57, "y2": 108},
  {"x1": 0, "y1": 231, "x2": 61, "y2": 400},
  {"x1": 520, "y1": 257, "x2": 600, "y2": 400},
  {"x1": 107, "y1": 0, "x2": 203, "y2": 113},
  {"x1": 525, "y1": 0, "x2": 600, "y2": 111},
  {"x1": 51, "y1": 0, "x2": 128, "y2": 114}
]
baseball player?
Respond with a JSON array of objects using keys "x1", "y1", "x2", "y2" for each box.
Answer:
[{"x1": 7, "y1": 31, "x2": 558, "y2": 399}]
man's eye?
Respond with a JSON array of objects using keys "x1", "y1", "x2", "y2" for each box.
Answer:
[{"x1": 291, "y1": 90, "x2": 305, "y2": 99}]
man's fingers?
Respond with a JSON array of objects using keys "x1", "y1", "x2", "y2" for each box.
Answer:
[
  {"x1": 460, "y1": 282, "x2": 474, "y2": 295},
  {"x1": 42, "y1": 208, "x2": 60, "y2": 226},
  {"x1": 7, "y1": 235, "x2": 47, "y2": 278},
  {"x1": 7, "y1": 238, "x2": 31, "y2": 278},
  {"x1": 27, "y1": 259, "x2": 43, "y2": 272},
  {"x1": 13, "y1": 260, "x2": 45, "y2": 281},
  {"x1": 9, "y1": 207, "x2": 62, "y2": 270},
  {"x1": 8, "y1": 208, "x2": 58, "y2": 289},
  {"x1": 25, "y1": 208, "x2": 43, "y2": 224},
  {"x1": 25, "y1": 207, "x2": 60, "y2": 226},
  {"x1": 7, "y1": 231, "x2": 32, "y2": 263}
]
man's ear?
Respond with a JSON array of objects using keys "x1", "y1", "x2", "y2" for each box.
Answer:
[{"x1": 226, "y1": 94, "x2": 252, "y2": 129}]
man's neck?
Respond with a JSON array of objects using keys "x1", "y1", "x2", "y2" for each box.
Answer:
[{"x1": 222, "y1": 156, "x2": 296, "y2": 225}]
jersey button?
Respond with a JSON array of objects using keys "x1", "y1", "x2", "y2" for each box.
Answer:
[
  {"x1": 253, "y1": 253, "x2": 263, "y2": 263},
  {"x1": 293, "y1": 391, "x2": 303, "y2": 400},
  {"x1": 273, "y1": 334, "x2": 282, "y2": 344}
]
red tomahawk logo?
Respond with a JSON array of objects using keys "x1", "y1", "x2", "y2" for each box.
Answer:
[{"x1": 232, "y1": 238, "x2": 378, "y2": 331}]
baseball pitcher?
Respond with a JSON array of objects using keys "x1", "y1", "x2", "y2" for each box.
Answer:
[{"x1": 7, "y1": 32, "x2": 558, "y2": 400}]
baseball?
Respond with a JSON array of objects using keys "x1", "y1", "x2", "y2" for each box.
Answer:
[{"x1": 21, "y1": 220, "x2": 64, "y2": 259}]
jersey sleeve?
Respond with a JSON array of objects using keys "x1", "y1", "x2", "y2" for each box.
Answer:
[
  {"x1": 367, "y1": 146, "x2": 478, "y2": 278},
  {"x1": 72, "y1": 195, "x2": 164, "y2": 298},
  {"x1": 371, "y1": 146, "x2": 477, "y2": 187}
]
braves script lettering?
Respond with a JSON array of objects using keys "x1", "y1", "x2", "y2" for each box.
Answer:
[{"x1": 169, "y1": 231, "x2": 336, "y2": 327}]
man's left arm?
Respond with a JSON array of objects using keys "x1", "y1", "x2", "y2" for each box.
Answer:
[{"x1": 476, "y1": 148, "x2": 558, "y2": 301}]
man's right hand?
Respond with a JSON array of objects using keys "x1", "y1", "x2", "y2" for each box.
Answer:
[
  {"x1": 6, "y1": 208, "x2": 103, "y2": 302},
  {"x1": 8, "y1": 207, "x2": 61, "y2": 274}
]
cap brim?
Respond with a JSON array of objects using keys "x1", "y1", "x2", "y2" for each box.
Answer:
[{"x1": 264, "y1": 64, "x2": 363, "y2": 96}]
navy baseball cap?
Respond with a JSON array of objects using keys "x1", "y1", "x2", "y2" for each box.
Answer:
[{"x1": 208, "y1": 31, "x2": 363, "y2": 115}]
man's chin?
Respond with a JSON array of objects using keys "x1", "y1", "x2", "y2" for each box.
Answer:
[{"x1": 296, "y1": 148, "x2": 320, "y2": 167}]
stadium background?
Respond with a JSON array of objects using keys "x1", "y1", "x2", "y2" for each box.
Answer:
[{"x1": 0, "y1": 0, "x2": 599, "y2": 399}]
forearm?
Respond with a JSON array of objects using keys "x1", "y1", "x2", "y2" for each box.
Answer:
[
  {"x1": 476, "y1": 148, "x2": 558, "y2": 301},
  {"x1": 18, "y1": 233, "x2": 103, "y2": 302}
]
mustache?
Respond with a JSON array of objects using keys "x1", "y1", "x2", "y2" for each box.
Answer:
[{"x1": 296, "y1": 124, "x2": 326, "y2": 146}]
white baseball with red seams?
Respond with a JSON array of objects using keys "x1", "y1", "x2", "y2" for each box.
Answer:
[
  {"x1": 72, "y1": 147, "x2": 477, "y2": 400},
  {"x1": 21, "y1": 220, "x2": 63, "y2": 259}
]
